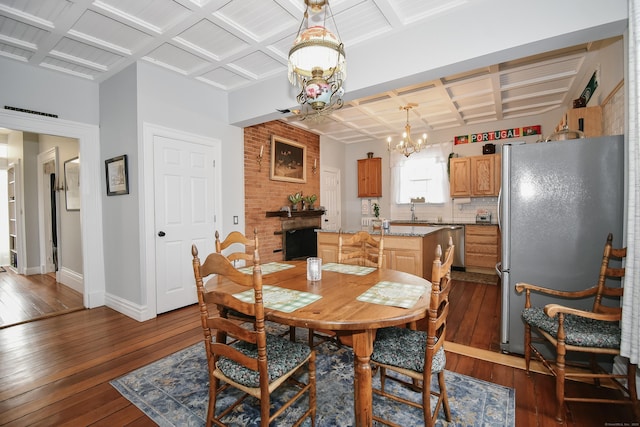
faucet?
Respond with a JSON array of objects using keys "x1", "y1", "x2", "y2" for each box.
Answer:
[{"x1": 409, "y1": 197, "x2": 424, "y2": 222}]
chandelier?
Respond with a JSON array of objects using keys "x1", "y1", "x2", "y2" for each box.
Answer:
[
  {"x1": 287, "y1": 0, "x2": 346, "y2": 120},
  {"x1": 387, "y1": 104, "x2": 427, "y2": 157}
]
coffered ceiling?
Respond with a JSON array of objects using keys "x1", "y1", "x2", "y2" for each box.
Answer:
[{"x1": 0, "y1": 0, "x2": 609, "y2": 143}]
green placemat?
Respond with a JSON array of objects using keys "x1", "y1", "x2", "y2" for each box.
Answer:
[
  {"x1": 233, "y1": 285, "x2": 321, "y2": 313},
  {"x1": 322, "y1": 262, "x2": 376, "y2": 275},
  {"x1": 356, "y1": 281, "x2": 430, "y2": 309},
  {"x1": 237, "y1": 262, "x2": 295, "y2": 275}
]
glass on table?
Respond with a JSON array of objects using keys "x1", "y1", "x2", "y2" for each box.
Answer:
[{"x1": 306, "y1": 257, "x2": 322, "y2": 281}]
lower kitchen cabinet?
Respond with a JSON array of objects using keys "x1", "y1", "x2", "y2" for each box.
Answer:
[
  {"x1": 464, "y1": 225, "x2": 500, "y2": 274},
  {"x1": 317, "y1": 231, "x2": 438, "y2": 279}
]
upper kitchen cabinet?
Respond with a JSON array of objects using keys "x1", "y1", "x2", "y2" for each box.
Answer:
[
  {"x1": 449, "y1": 157, "x2": 471, "y2": 197},
  {"x1": 450, "y1": 154, "x2": 501, "y2": 198},
  {"x1": 471, "y1": 154, "x2": 500, "y2": 196},
  {"x1": 357, "y1": 157, "x2": 382, "y2": 198},
  {"x1": 556, "y1": 106, "x2": 603, "y2": 138}
]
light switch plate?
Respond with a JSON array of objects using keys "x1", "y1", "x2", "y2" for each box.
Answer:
[{"x1": 233, "y1": 216, "x2": 238, "y2": 224}]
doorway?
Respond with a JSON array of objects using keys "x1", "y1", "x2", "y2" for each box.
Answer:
[
  {"x1": 320, "y1": 166, "x2": 341, "y2": 231},
  {"x1": 142, "y1": 123, "x2": 222, "y2": 317},
  {"x1": 0, "y1": 109, "x2": 105, "y2": 309}
]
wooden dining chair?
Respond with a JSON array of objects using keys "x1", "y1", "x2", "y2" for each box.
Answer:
[
  {"x1": 308, "y1": 229, "x2": 386, "y2": 348},
  {"x1": 216, "y1": 229, "x2": 297, "y2": 340},
  {"x1": 515, "y1": 233, "x2": 638, "y2": 423},
  {"x1": 191, "y1": 243, "x2": 316, "y2": 427},
  {"x1": 215, "y1": 230, "x2": 254, "y2": 265},
  {"x1": 338, "y1": 229, "x2": 385, "y2": 268},
  {"x1": 370, "y1": 240, "x2": 455, "y2": 427}
]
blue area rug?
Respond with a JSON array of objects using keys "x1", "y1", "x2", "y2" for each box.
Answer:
[{"x1": 111, "y1": 325, "x2": 515, "y2": 426}]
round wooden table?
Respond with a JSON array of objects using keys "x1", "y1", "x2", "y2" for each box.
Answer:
[{"x1": 206, "y1": 260, "x2": 431, "y2": 427}]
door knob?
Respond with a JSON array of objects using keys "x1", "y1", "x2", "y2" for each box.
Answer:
[{"x1": 158, "y1": 231, "x2": 166, "y2": 237}]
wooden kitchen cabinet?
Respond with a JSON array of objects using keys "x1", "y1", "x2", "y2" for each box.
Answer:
[
  {"x1": 471, "y1": 154, "x2": 500, "y2": 196},
  {"x1": 357, "y1": 157, "x2": 382, "y2": 197},
  {"x1": 465, "y1": 225, "x2": 500, "y2": 274},
  {"x1": 557, "y1": 106, "x2": 602, "y2": 138},
  {"x1": 449, "y1": 157, "x2": 471, "y2": 197},
  {"x1": 450, "y1": 154, "x2": 500, "y2": 197}
]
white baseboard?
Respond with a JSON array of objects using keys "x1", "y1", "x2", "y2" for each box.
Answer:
[
  {"x1": 24, "y1": 266, "x2": 43, "y2": 275},
  {"x1": 105, "y1": 292, "x2": 154, "y2": 322},
  {"x1": 58, "y1": 267, "x2": 84, "y2": 294}
]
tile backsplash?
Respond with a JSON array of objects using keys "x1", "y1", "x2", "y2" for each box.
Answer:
[{"x1": 387, "y1": 197, "x2": 499, "y2": 225}]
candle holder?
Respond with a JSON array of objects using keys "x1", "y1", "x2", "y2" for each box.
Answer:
[
  {"x1": 257, "y1": 144, "x2": 264, "y2": 171},
  {"x1": 312, "y1": 158, "x2": 317, "y2": 175}
]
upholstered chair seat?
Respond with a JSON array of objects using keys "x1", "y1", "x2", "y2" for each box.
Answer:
[
  {"x1": 372, "y1": 327, "x2": 446, "y2": 373},
  {"x1": 216, "y1": 333, "x2": 312, "y2": 388},
  {"x1": 522, "y1": 307, "x2": 621, "y2": 348}
]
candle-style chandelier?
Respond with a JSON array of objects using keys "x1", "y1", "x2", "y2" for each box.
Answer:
[
  {"x1": 287, "y1": 0, "x2": 346, "y2": 120},
  {"x1": 387, "y1": 103, "x2": 427, "y2": 157}
]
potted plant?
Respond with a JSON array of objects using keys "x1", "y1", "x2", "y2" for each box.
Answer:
[
  {"x1": 288, "y1": 192, "x2": 303, "y2": 211},
  {"x1": 372, "y1": 203, "x2": 380, "y2": 218},
  {"x1": 372, "y1": 203, "x2": 382, "y2": 230},
  {"x1": 304, "y1": 194, "x2": 317, "y2": 210}
]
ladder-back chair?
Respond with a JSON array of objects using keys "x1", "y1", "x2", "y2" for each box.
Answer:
[
  {"x1": 516, "y1": 233, "x2": 638, "y2": 423},
  {"x1": 370, "y1": 240, "x2": 455, "y2": 426},
  {"x1": 191, "y1": 242, "x2": 316, "y2": 427}
]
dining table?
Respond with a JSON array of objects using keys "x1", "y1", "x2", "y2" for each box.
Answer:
[{"x1": 205, "y1": 260, "x2": 432, "y2": 427}]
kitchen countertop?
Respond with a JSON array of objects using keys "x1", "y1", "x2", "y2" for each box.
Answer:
[{"x1": 316, "y1": 225, "x2": 445, "y2": 237}]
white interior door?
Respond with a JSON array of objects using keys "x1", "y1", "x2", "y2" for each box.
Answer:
[
  {"x1": 154, "y1": 135, "x2": 217, "y2": 313},
  {"x1": 320, "y1": 166, "x2": 340, "y2": 231}
]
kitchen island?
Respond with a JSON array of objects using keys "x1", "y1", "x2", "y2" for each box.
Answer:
[{"x1": 316, "y1": 226, "x2": 443, "y2": 279}]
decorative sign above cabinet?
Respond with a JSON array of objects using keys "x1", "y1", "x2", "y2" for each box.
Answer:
[{"x1": 455, "y1": 125, "x2": 541, "y2": 145}]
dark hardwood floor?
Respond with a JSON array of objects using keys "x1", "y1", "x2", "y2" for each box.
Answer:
[{"x1": 0, "y1": 272, "x2": 637, "y2": 426}]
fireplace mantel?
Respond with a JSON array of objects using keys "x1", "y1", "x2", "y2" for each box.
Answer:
[{"x1": 265, "y1": 209, "x2": 325, "y2": 218}]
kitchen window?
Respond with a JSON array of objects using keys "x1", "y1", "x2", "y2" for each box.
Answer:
[{"x1": 390, "y1": 141, "x2": 451, "y2": 204}]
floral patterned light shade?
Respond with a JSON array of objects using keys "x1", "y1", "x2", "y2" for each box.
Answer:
[{"x1": 287, "y1": 1, "x2": 346, "y2": 119}]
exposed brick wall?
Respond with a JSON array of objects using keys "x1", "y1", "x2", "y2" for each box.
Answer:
[{"x1": 244, "y1": 120, "x2": 320, "y2": 263}]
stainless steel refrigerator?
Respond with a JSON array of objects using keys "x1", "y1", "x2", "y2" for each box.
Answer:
[{"x1": 497, "y1": 135, "x2": 624, "y2": 355}]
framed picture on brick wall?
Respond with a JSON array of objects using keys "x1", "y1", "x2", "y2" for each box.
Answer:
[{"x1": 270, "y1": 135, "x2": 306, "y2": 183}]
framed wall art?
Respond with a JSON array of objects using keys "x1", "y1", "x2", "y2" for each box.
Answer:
[
  {"x1": 105, "y1": 155, "x2": 129, "y2": 196},
  {"x1": 270, "y1": 135, "x2": 307, "y2": 183},
  {"x1": 64, "y1": 157, "x2": 80, "y2": 211}
]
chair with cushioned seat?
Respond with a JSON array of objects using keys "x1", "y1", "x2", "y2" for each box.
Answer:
[
  {"x1": 370, "y1": 240, "x2": 455, "y2": 427},
  {"x1": 191, "y1": 240, "x2": 316, "y2": 427},
  {"x1": 309, "y1": 229, "x2": 386, "y2": 348},
  {"x1": 216, "y1": 229, "x2": 297, "y2": 340},
  {"x1": 515, "y1": 233, "x2": 638, "y2": 423},
  {"x1": 213, "y1": 230, "x2": 258, "y2": 324}
]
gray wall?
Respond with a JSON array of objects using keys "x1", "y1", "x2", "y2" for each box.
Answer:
[
  {"x1": 0, "y1": 56, "x2": 99, "y2": 125},
  {"x1": 99, "y1": 63, "x2": 140, "y2": 304},
  {"x1": 99, "y1": 61, "x2": 244, "y2": 308}
]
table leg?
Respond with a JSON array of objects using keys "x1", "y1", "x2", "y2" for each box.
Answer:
[{"x1": 351, "y1": 329, "x2": 375, "y2": 427}]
